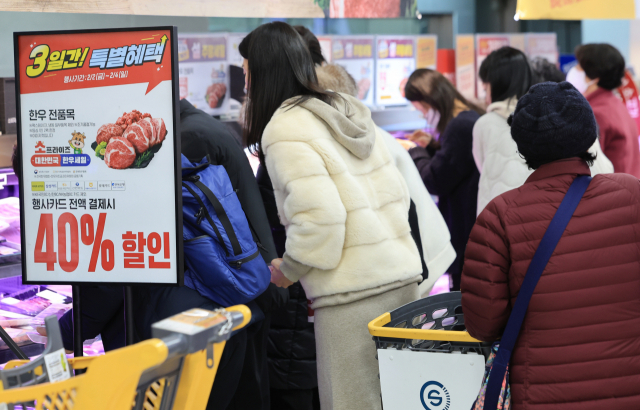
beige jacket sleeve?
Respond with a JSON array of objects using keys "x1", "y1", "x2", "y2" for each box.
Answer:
[{"x1": 265, "y1": 140, "x2": 348, "y2": 283}]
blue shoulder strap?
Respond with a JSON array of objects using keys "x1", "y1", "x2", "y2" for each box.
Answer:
[{"x1": 483, "y1": 175, "x2": 591, "y2": 410}]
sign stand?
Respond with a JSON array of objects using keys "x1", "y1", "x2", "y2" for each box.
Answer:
[
  {"x1": 124, "y1": 286, "x2": 135, "y2": 346},
  {"x1": 72, "y1": 285, "x2": 86, "y2": 375}
]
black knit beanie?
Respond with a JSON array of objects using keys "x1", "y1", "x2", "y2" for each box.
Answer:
[{"x1": 509, "y1": 81, "x2": 597, "y2": 165}]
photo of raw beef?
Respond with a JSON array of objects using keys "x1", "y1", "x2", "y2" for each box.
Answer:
[
  {"x1": 104, "y1": 137, "x2": 136, "y2": 169},
  {"x1": 123, "y1": 123, "x2": 149, "y2": 154},
  {"x1": 96, "y1": 123, "x2": 124, "y2": 145},
  {"x1": 95, "y1": 110, "x2": 168, "y2": 170},
  {"x1": 152, "y1": 118, "x2": 167, "y2": 145},
  {"x1": 206, "y1": 83, "x2": 227, "y2": 108},
  {"x1": 115, "y1": 110, "x2": 151, "y2": 128}
]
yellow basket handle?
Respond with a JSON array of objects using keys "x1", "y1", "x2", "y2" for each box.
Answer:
[
  {"x1": 225, "y1": 304, "x2": 251, "y2": 332},
  {"x1": 368, "y1": 312, "x2": 482, "y2": 343}
]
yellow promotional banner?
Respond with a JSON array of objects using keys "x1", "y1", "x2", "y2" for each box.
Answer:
[
  {"x1": 416, "y1": 36, "x2": 438, "y2": 69},
  {"x1": 516, "y1": 0, "x2": 636, "y2": 20}
]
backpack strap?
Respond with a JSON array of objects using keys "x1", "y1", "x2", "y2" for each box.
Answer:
[
  {"x1": 182, "y1": 182, "x2": 228, "y2": 256},
  {"x1": 483, "y1": 175, "x2": 592, "y2": 410},
  {"x1": 190, "y1": 179, "x2": 243, "y2": 256}
]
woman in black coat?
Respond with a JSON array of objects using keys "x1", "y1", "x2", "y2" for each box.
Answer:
[
  {"x1": 256, "y1": 164, "x2": 320, "y2": 410},
  {"x1": 405, "y1": 69, "x2": 484, "y2": 291}
]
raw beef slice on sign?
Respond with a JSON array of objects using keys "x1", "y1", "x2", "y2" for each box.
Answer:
[
  {"x1": 96, "y1": 123, "x2": 124, "y2": 145},
  {"x1": 152, "y1": 118, "x2": 167, "y2": 145},
  {"x1": 123, "y1": 123, "x2": 149, "y2": 154},
  {"x1": 139, "y1": 117, "x2": 157, "y2": 147},
  {"x1": 105, "y1": 137, "x2": 136, "y2": 169}
]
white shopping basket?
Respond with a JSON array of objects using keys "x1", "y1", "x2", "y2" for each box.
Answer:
[{"x1": 368, "y1": 292, "x2": 491, "y2": 410}]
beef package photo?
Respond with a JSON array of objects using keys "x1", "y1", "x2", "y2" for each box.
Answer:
[{"x1": 92, "y1": 110, "x2": 167, "y2": 170}]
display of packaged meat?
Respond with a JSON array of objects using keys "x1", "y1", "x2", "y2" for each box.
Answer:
[
  {"x1": 0, "y1": 296, "x2": 52, "y2": 316},
  {"x1": 104, "y1": 136, "x2": 136, "y2": 169},
  {"x1": 0, "y1": 327, "x2": 29, "y2": 349},
  {"x1": 29, "y1": 303, "x2": 71, "y2": 327},
  {"x1": 0, "y1": 197, "x2": 20, "y2": 246}
]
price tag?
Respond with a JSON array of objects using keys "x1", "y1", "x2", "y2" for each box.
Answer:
[{"x1": 44, "y1": 348, "x2": 71, "y2": 383}]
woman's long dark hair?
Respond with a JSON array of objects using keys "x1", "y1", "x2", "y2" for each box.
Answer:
[
  {"x1": 239, "y1": 22, "x2": 339, "y2": 157},
  {"x1": 404, "y1": 69, "x2": 484, "y2": 134},
  {"x1": 293, "y1": 25, "x2": 325, "y2": 66},
  {"x1": 479, "y1": 46, "x2": 533, "y2": 103}
]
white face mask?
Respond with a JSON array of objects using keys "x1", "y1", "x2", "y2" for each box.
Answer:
[
  {"x1": 424, "y1": 108, "x2": 441, "y2": 129},
  {"x1": 566, "y1": 66, "x2": 597, "y2": 95}
]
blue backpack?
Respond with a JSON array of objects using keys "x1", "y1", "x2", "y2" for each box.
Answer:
[{"x1": 181, "y1": 155, "x2": 270, "y2": 307}]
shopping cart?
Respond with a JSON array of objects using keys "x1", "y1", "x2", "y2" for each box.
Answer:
[
  {"x1": 0, "y1": 304, "x2": 251, "y2": 410},
  {"x1": 368, "y1": 292, "x2": 490, "y2": 410}
]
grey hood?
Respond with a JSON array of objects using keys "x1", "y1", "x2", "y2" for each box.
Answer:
[{"x1": 298, "y1": 93, "x2": 376, "y2": 160}]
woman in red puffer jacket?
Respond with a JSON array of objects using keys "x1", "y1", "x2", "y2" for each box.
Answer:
[{"x1": 461, "y1": 81, "x2": 640, "y2": 410}]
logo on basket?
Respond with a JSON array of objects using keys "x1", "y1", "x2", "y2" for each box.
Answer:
[{"x1": 420, "y1": 381, "x2": 451, "y2": 410}]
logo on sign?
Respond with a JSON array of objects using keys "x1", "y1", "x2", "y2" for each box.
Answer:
[{"x1": 420, "y1": 381, "x2": 451, "y2": 410}]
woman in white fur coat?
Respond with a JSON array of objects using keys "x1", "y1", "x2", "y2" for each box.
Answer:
[
  {"x1": 316, "y1": 63, "x2": 456, "y2": 296},
  {"x1": 239, "y1": 23, "x2": 423, "y2": 410},
  {"x1": 474, "y1": 47, "x2": 613, "y2": 215}
]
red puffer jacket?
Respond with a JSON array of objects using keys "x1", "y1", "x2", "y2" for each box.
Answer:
[{"x1": 461, "y1": 158, "x2": 640, "y2": 410}]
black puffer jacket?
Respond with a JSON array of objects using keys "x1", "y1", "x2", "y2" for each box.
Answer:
[{"x1": 257, "y1": 164, "x2": 318, "y2": 390}]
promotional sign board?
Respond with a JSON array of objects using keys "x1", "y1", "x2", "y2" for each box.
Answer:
[
  {"x1": 616, "y1": 70, "x2": 640, "y2": 135},
  {"x1": 330, "y1": 0, "x2": 417, "y2": 18},
  {"x1": 509, "y1": 33, "x2": 526, "y2": 53},
  {"x1": 525, "y1": 33, "x2": 558, "y2": 64},
  {"x1": 456, "y1": 35, "x2": 476, "y2": 100},
  {"x1": 415, "y1": 35, "x2": 438, "y2": 69},
  {"x1": 515, "y1": 0, "x2": 636, "y2": 20},
  {"x1": 14, "y1": 27, "x2": 183, "y2": 284},
  {"x1": 317, "y1": 36, "x2": 332, "y2": 64},
  {"x1": 178, "y1": 33, "x2": 229, "y2": 116},
  {"x1": 227, "y1": 33, "x2": 247, "y2": 114},
  {"x1": 332, "y1": 36, "x2": 375, "y2": 106},
  {"x1": 475, "y1": 34, "x2": 512, "y2": 101},
  {"x1": 378, "y1": 349, "x2": 484, "y2": 410},
  {"x1": 376, "y1": 36, "x2": 416, "y2": 106}
]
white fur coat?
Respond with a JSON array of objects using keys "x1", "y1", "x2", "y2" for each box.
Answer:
[{"x1": 262, "y1": 94, "x2": 422, "y2": 300}]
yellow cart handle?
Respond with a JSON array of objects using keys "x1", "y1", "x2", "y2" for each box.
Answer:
[{"x1": 368, "y1": 312, "x2": 482, "y2": 343}]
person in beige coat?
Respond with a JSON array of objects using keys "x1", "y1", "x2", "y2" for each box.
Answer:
[
  {"x1": 316, "y1": 63, "x2": 456, "y2": 296},
  {"x1": 239, "y1": 23, "x2": 422, "y2": 410}
]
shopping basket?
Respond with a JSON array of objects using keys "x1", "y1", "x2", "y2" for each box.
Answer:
[
  {"x1": 0, "y1": 304, "x2": 251, "y2": 410},
  {"x1": 368, "y1": 292, "x2": 490, "y2": 410}
]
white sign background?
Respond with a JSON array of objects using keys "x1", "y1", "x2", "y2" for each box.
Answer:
[
  {"x1": 378, "y1": 349, "x2": 485, "y2": 410},
  {"x1": 21, "y1": 81, "x2": 179, "y2": 284}
]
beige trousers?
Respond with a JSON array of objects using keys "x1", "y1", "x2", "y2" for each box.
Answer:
[{"x1": 314, "y1": 283, "x2": 419, "y2": 410}]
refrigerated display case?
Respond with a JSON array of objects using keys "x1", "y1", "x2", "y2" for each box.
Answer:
[{"x1": 0, "y1": 167, "x2": 100, "y2": 363}]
